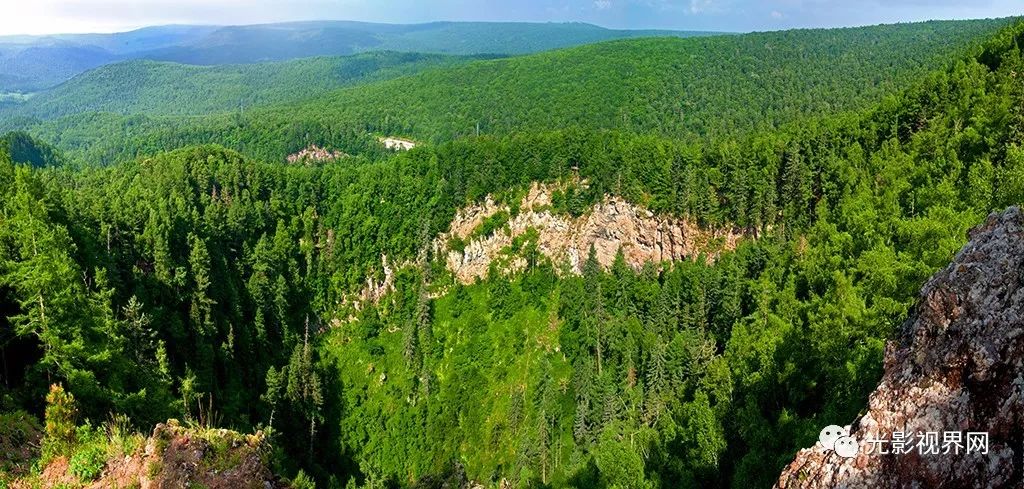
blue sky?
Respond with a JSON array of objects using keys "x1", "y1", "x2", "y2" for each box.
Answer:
[{"x1": 0, "y1": 0, "x2": 1021, "y2": 35}]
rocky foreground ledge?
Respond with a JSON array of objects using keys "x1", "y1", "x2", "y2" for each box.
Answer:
[
  {"x1": 12, "y1": 419, "x2": 285, "y2": 489},
  {"x1": 776, "y1": 208, "x2": 1024, "y2": 488}
]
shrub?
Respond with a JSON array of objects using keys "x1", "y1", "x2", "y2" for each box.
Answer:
[
  {"x1": 291, "y1": 470, "x2": 316, "y2": 489},
  {"x1": 68, "y1": 423, "x2": 108, "y2": 482},
  {"x1": 68, "y1": 444, "x2": 106, "y2": 482},
  {"x1": 470, "y1": 210, "x2": 510, "y2": 240},
  {"x1": 42, "y1": 384, "x2": 77, "y2": 459},
  {"x1": 105, "y1": 414, "x2": 144, "y2": 458}
]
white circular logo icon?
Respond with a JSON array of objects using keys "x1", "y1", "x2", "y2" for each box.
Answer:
[
  {"x1": 834, "y1": 435, "x2": 859, "y2": 458},
  {"x1": 818, "y1": 425, "x2": 847, "y2": 451}
]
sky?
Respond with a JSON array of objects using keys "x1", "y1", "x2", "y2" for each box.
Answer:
[{"x1": 0, "y1": 0, "x2": 1020, "y2": 36}]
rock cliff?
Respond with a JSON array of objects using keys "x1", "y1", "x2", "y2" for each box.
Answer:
[
  {"x1": 440, "y1": 183, "x2": 744, "y2": 283},
  {"x1": 775, "y1": 207, "x2": 1024, "y2": 488}
]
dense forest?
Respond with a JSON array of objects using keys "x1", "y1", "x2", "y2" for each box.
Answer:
[
  {"x1": 8, "y1": 19, "x2": 1008, "y2": 167},
  {"x1": 1, "y1": 52, "x2": 494, "y2": 120},
  {"x1": 0, "y1": 21, "x2": 711, "y2": 93},
  {"x1": 2, "y1": 15, "x2": 1024, "y2": 489}
]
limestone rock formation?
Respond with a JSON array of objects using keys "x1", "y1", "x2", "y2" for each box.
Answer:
[
  {"x1": 380, "y1": 137, "x2": 417, "y2": 151},
  {"x1": 441, "y1": 183, "x2": 744, "y2": 283},
  {"x1": 775, "y1": 207, "x2": 1024, "y2": 488},
  {"x1": 286, "y1": 144, "x2": 347, "y2": 164},
  {"x1": 359, "y1": 253, "x2": 396, "y2": 305}
]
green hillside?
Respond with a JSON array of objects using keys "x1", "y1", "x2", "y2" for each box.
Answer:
[
  {"x1": 0, "y1": 131, "x2": 63, "y2": 167},
  {"x1": 17, "y1": 18, "x2": 1010, "y2": 165},
  {"x1": 0, "y1": 21, "x2": 713, "y2": 92},
  {"x1": 370, "y1": 21, "x2": 703, "y2": 53},
  {"x1": 262, "y1": 18, "x2": 1013, "y2": 139},
  {"x1": 3, "y1": 18, "x2": 1024, "y2": 489},
  {"x1": 4, "y1": 52, "x2": 489, "y2": 119},
  {"x1": 0, "y1": 42, "x2": 117, "y2": 92}
]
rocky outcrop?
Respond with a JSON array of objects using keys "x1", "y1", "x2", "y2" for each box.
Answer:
[
  {"x1": 286, "y1": 144, "x2": 347, "y2": 164},
  {"x1": 16, "y1": 420, "x2": 285, "y2": 489},
  {"x1": 359, "y1": 253, "x2": 397, "y2": 306},
  {"x1": 441, "y1": 183, "x2": 743, "y2": 283},
  {"x1": 380, "y1": 137, "x2": 416, "y2": 151},
  {"x1": 775, "y1": 207, "x2": 1024, "y2": 488},
  {"x1": 342, "y1": 182, "x2": 742, "y2": 307}
]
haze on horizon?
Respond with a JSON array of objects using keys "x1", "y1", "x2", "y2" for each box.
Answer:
[{"x1": 0, "y1": 0, "x2": 1020, "y2": 37}]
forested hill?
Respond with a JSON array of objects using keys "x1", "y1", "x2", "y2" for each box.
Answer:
[
  {"x1": 0, "y1": 21, "x2": 714, "y2": 92},
  {"x1": 3, "y1": 52, "x2": 491, "y2": 119},
  {"x1": 257, "y1": 18, "x2": 1011, "y2": 140},
  {"x1": 135, "y1": 21, "x2": 716, "y2": 63},
  {"x1": 0, "y1": 131, "x2": 63, "y2": 168},
  {"x1": 15, "y1": 18, "x2": 1011, "y2": 165}
]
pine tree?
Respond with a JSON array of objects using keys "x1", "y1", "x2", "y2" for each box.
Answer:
[
  {"x1": 262, "y1": 366, "x2": 284, "y2": 430},
  {"x1": 583, "y1": 245, "x2": 606, "y2": 375},
  {"x1": 643, "y1": 342, "x2": 667, "y2": 425},
  {"x1": 286, "y1": 318, "x2": 324, "y2": 458},
  {"x1": 188, "y1": 233, "x2": 216, "y2": 336},
  {"x1": 43, "y1": 384, "x2": 77, "y2": 458},
  {"x1": 121, "y1": 296, "x2": 156, "y2": 365}
]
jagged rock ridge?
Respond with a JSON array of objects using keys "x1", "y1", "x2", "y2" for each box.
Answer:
[
  {"x1": 775, "y1": 207, "x2": 1024, "y2": 488},
  {"x1": 439, "y1": 182, "x2": 744, "y2": 283}
]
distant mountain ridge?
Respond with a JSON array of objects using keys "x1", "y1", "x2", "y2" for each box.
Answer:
[{"x1": 0, "y1": 21, "x2": 718, "y2": 92}]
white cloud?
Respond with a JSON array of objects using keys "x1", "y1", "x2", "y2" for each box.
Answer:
[
  {"x1": 771, "y1": 10, "x2": 784, "y2": 19},
  {"x1": 0, "y1": 0, "x2": 367, "y2": 35},
  {"x1": 594, "y1": 0, "x2": 612, "y2": 10}
]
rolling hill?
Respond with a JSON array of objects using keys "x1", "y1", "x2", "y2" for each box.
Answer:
[
  {"x1": 16, "y1": 18, "x2": 1011, "y2": 164},
  {"x1": 5, "y1": 51, "x2": 492, "y2": 119},
  {"x1": 0, "y1": 25, "x2": 219, "y2": 91},
  {"x1": 272, "y1": 19, "x2": 1009, "y2": 140},
  {"x1": 0, "y1": 42, "x2": 118, "y2": 92},
  {"x1": 135, "y1": 21, "x2": 714, "y2": 63},
  {"x1": 0, "y1": 21, "x2": 714, "y2": 92}
]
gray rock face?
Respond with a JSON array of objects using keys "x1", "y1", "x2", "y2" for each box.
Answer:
[
  {"x1": 775, "y1": 207, "x2": 1024, "y2": 488},
  {"x1": 441, "y1": 182, "x2": 744, "y2": 283}
]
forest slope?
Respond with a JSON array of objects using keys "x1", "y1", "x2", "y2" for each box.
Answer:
[
  {"x1": 3, "y1": 16, "x2": 1024, "y2": 489},
  {"x1": 15, "y1": 18, "x2": 1011, "y2": 165},
  {"x1": 2, "y1": 52, "x2": 488, "y2": 119},
  {"x1": 136, "y1": 21, "x2": 714, "y2": 63},
  {"x1": 0, "y1": 21, "x2": 712, "y2": 92},
  {"x1": 272, "y1": 18, "x2": 1010, "y2": 139}
]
